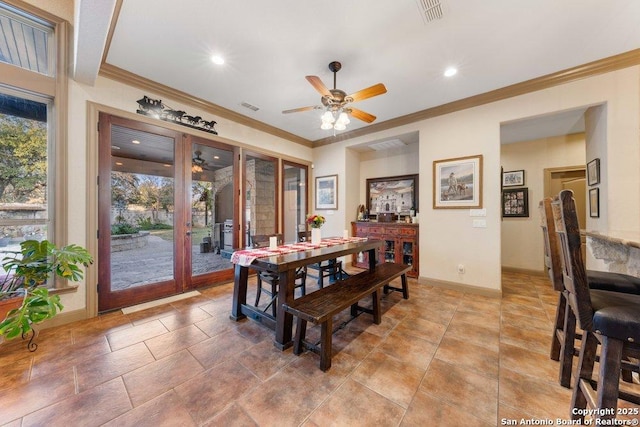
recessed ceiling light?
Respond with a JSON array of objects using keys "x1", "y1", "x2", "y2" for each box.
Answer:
[
  {"x1": 163, "y1": 164, "x2": 171, "y2": 167},
  {"x1": 111, "y1": 145, "x2": 121, "y2": 150},
  {"x1": 131, "y1": 139, "x2": 140, "y2": 144},
  {"x1": 115, "y1": 162, "x2": 123, "y2": 166},
  {"x1": 211, "y1": 55, "x2": 225, "y2": 65},
  {"x1": 444, "y1": 67, "x2": 458, "y2": 77},
  {"x1": 213, "y1": 155, "x2": 219, "y2": 159}
]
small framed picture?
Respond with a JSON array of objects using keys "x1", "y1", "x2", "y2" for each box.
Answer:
[
  {"x1": 589, "y1": 188, "x2": 599, "y2": 218},
  {"x1": 587, "y1": 159, "x2": 600, "y2": 186},
  {"x1": 502, "y1": 187, "x2": 529, "y2": 218},
  {"x1": 315, "y1": 174, "x2": 338, "y2": 210},
  {"x1": 502, "y1": 170, "x2": 525, "y2": 187},
  {"x1": 433, "y1": 155, "x2": 483, "y2": 209}
]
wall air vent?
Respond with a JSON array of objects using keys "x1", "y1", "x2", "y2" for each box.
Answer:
[
  {"x1": 240, "y1": 102, "x2": 260, "y2": 112},
  {"x1": 416, "y1": 0, "x2": 443, "y2": 23},
  {"x1": 369, "y1": 139, "x2": 406, "y2": 151}
]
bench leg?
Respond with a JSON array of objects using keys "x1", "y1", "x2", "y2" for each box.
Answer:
[
  {"x1": 372, "y1": 289, "x2": 381, "y2": 325},
  {"x1": 320, "y1": 317, "x2": 333, "y2": 371},
  {"x1": 294, "y1": 318, "x2": 307, "y2": 355}
]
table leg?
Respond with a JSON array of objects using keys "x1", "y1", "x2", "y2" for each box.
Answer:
[
  {"x1": 368, "y1": 248, "x2": 377, "y2": 271},
  {"x1": 230, "y1": 264, "x2": 248, "y2": 321},
  {"x1": 274, "y1": 269, "x2": 295, "y2": 350}
]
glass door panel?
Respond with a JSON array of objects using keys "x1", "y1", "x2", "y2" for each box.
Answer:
[
  {"x1": 243, "y1": 152, "x2": 277, "y2": 248},
  {"x1": 282, "y1": 162, "x2": 308, "y2": 243},
  {"x1": 98, "y1": 114, "x2": 184, "y2": 312},
  {"x1": 188, "y1": 140, "x2": 235, "y2": 287}
]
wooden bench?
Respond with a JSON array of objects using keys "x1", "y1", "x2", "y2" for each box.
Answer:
[{"x1": 283, "y1": 262, "x2": 410, "y2": 371}]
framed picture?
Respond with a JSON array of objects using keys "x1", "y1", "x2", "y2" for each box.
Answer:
[
  {"x1": 433, "y1": 155, "x2": 483, "y2": 209},
  {"x1": 502, "y1": 187, "x2": 529, "y2": 218},
  {"x1": 315, "y1": 174, "x2": 338, "y2": 210},
  {"x1": 502, "y1": 169, "x2": 525, "y2": 187},
  {"x1": 587, "y1": 158, "x2": 600, "y2": 186},
  {"x1": 366, "y1": 174, "x2": 418, "y2": 217},
  {"x1": 589, "y1": 187, "x2": 599, "y2": 217}
]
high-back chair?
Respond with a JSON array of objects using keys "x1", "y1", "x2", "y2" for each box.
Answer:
[
  {"x1": 252, "y1": 233, "x2": 306, "y2": 316},
  {"x1": 298, "y1": 230, "x2": 345, "y2": 287},
  {"x1": 540, "y1": 196, "x2": 640, "y2": 387},
  {"x1": 552, "y1": 190, "x2": 640, "y2": 422}
]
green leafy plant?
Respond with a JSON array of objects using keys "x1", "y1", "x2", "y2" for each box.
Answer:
[
  {"x1": 110, "y1": 222, "x2": 139, "y2": 236},
  {"x1": 0, "y1": 240, "x2": 93, "y2": 347}
]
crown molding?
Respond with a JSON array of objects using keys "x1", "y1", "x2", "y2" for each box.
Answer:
[
  {"x1": 313, "y1": 49, "x2": 640, "y2": 147},
  {"x1": 98, "y1": 63, "x2": 313, "y2": 148}
]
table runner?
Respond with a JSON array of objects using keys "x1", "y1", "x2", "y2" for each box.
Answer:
[{"x1": 231, "y1": 236, "x2": 367, "y2": 267}]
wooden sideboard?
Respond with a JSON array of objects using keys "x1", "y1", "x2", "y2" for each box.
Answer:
[{"x1": 351, "y1": 221, "x2": 419, "y2": 278}]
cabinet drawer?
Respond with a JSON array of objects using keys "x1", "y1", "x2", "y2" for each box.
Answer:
[{"x1": 400, "y1": 227, "x2": 417, "y2": 236}]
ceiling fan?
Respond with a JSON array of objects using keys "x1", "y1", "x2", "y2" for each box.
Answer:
[{"x1": 282, "y1": 61, "x2": 387, "y2": 129}]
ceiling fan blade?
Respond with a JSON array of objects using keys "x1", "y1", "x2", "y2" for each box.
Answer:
[
  {"x1": 349, "y1": 108, "x2": 377, "y2": 123},
  {"x1": 346, "y1": 83, "x2": 387, "y2": 102},
  {"x1": 282, "y1": 106, "x2": 318, "y2": 114},
  {"x1": 305, "y1": 76, "x2": 332, "y2": 97}
]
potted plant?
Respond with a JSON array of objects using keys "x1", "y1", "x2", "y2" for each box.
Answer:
[{"x1": 0, "y1": 240, "x2": 93, "y2": 350}]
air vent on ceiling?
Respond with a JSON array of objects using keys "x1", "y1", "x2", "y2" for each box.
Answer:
[
  {"x1": 369, "y1": 139, "x2": 406, "y2": 151},
  {"x1": 240, "y1": 101, "x2": 260, "y2": 112},
  {"x1": 416, "y1": 0, "x2": 443, "y2": 23}
]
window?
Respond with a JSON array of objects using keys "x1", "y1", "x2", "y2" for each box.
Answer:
[
  {"x1": 0, "y1": 1, "x2": 65, "y2": 288},
  {"x1": 0, "y1": 2, "x2": 54, "y2": 76}
]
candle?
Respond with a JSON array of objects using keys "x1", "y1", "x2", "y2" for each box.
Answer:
[
  {"x1": 269, "y1": 236, "x2": 278, "y2": 250},
  {"x1": 343, "y1": 230, "x2": 349, "y2": 239}
]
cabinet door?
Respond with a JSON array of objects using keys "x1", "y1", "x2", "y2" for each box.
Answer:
[{"x1": 398, "y1": 237, "x2": 418, "y2": 277}]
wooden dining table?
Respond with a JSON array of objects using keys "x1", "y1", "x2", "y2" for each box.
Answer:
[{"x1": 230, "y1": 237, "x2": 384, "y2": 350}]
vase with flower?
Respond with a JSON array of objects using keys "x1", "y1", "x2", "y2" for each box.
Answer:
[{"x1": 306, "y1": 214, "x2": 325, "y2": 244}]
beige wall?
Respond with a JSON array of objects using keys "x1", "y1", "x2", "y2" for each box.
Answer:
[
  {"x1": 319, "y1": 66, "x2": 640, "y2": 294},
  {"x1": 500, "y1": 134, "x2": 586, "y2": 272}
]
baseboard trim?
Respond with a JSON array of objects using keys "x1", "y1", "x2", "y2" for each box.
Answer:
[
  {"x1": 37, "y1": 308, "x2": 89, "y2": 330},
  {"x1": 418, "y1": 276, "x2": 502, "y2": 298},
  {"x1": 501, "y1": 266, "x2": 546, "y2": 277}
]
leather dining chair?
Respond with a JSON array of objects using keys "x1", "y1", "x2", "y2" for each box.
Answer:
[
  {"x1": 552, "y1": 190, "x2": 640, "y2": 423},
  {"x1": 539, "y1": 197, "x2": 640, "y2": 387}
]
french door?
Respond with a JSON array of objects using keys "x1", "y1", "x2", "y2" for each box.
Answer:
[{"x1": 97, "y1": 114, "x2": 236, "y2": 312}]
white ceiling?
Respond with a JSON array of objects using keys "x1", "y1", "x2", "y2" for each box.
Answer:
[{"x1": 93, "y1": 0, "x2": 640, "y2": 144}]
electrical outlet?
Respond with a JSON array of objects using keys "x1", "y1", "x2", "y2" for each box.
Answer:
[{"x1": 457, "y1": 264, "x2": 465, "y2": 274}]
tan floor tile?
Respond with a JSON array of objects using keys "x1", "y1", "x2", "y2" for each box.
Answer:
[
  {"x1": 444, "y1": 320, "x2": 500, "y2": 352},
  {"x1": 237, "y1": 339, "x2": 296, "y2": 380},
  {"x1": 76, "y1": 341, "x2": 155, "y2": 392},
  {"x1": 402, "y1": 388, "x2": 495, "y2": 427},
  {"x1": 158, "y1": 306, "x2": 211, "y2": 331},
  {"x1": 144, "y1": 324, "x2": 209, "y2": 359},
  {"x1": 501, "y1": 309, "x2": 553, "y2": 332},
  {"x1": 126, "y1": 304, "x2": 179, "y2": 326},
  {"x1": 499, "y1": 367, "x2": 572, "y2": 420},
  {"x1": 351, "y1": 349, "x2": 424, "y2": 408},
  {"x1": 31, "y1": 335, "x2": 112, "y2": 379},
  {"x1": 103, "y1": 390, "x2": 197, "y2": 427},
  {"x1": 501, "y1": 301, "x2": 549, "y2": 320},
  {"x1": 500, "y1": 322, "x2": 553, "y2": 355},
  {"x1": 420, "y1": 358, "x2": 498, "y2": 424},
  {"x1": 239, "y1": 369, "x2": 328, "y2": 426},
  {"x1": 332, "y1": 327, "x2": 383, "y2": 361},
  {"x1": 123, "y1": 349, "x2": 205, "y2": 407},
  {"x1": 0, "y1": 367, "x2": 75, "y2": 424},
  {"x1": 188, "y1": 329, "x2": 254, "y2": 368},
  {"x1": 0, "y1": 350, "x2": 33, "y2": 391},
  {"x1": 22, "y1": 378, "x2": 131, "y2": 426},
  {"x1": 175, "y1": 359, "x2": 261, "y2": 424},
  {"x1": 309, "y1": 378, "x2": 405, "y2": 426},
  {"x1": 377, "y1": 329, "x2": 437, "y2": 370},
  {"x1": 499, "y1": 342, "x2": 560, "y2": 385},
  {"x1": 434, "y1": 335, "x2": 500, "y2": 379},
  {"x1": 449, "y1": 309, "x2": 501, "y2": 330},
  {"x1": 203, "y1": 403, "x2": 258, "y2": 427},
  {"x1": 393, "y1": 316, "x2": 448, "y2": 344},
  {"x1": 106, "y1": 319, "x2": 168, "y2": 351}
]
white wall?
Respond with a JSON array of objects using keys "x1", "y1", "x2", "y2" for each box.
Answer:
[
  {"x1": 500, "y1": 134, "x2": 586, "y2": 271},
  {"x1": 316, "y1": 66, "x2": 640, "y2": 294}
]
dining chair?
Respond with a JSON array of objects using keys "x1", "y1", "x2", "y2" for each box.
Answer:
[
  {"x1": 298, "y1": 230, "x2": 346, "y2": 287},
  {"x1": 539, "y1": 197, "x2": 640, "y2": 387},
  {"x1": 252, "y1": 234, "x2": 306, "y2": 316},
  {"x1": 552, "y1": 190, "x2": 640, "y2": 423}
]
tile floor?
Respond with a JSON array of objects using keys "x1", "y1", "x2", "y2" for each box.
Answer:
[{"x1": 0, "y1": 271, "x2": 636, "y2": 426}]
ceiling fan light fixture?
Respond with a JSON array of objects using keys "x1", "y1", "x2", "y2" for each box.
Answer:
[
  {"x1": 333, "y1": 122, "x2": 346, "y2": 131},
  {"x1": 337, "y1": 112, "x2": 350, "y2": 125},
  {"x1": 320, "y1": 121, "x2": 334, "y2": 130},
  {"x1": 321, "y1": 110, "x2": 335, "y2": 123}
]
